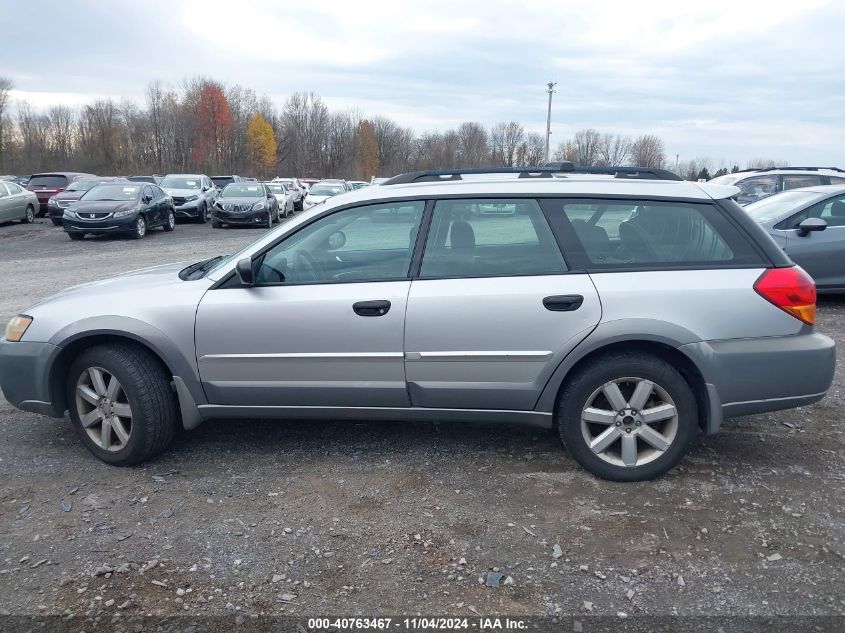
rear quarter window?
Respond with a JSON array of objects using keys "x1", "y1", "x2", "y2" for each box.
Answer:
[{"x1": 543, "y1": 198, "x2": 766, "y2": 270}]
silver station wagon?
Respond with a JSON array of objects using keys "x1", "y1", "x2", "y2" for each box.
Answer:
[{"x1": 0, "y1": 165, "x2": 835, "y2": 481}]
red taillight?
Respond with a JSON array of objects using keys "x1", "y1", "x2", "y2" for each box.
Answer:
[{"x1": 754, "y1": 267, "x2": 816, "y2": 325}]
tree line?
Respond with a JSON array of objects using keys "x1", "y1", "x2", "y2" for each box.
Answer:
[{"x1": 0, "y1": 76, "x2": 786, "y2": 180}]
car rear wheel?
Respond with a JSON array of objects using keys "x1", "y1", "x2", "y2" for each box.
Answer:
[
  {"x1": 130, "y1": 216, "x2": 147, "y2": 239},
  {"x1": 67, "y1": 344, "x2": 177, "y2": 465},
  {"x1": 163, "y1": 210, "x2": 176, "y2": 232},
  {"x1": 22, "y1": 205, "x2": 35, "y2": 224},
  {"x1": 557, "y1": 352, "x2": 698, "y2": 481}
]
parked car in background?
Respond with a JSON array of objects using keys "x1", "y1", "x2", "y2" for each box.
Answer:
[
  {"x1": 0, "y1": 175, "x2": 16, "y2": 181},
  {"x1": 348, "y1": 180, "x2": 370, "y2": 190},
  {"x1": 303, "y1": 180, "x2": 349, "y2": 209},
  {"x1": 0, "y1": 180, "x2": 39, "y2": 224},
  {"x1": 126, "y1": 175, "x2": 161, "y2": 184},
  {"x1": 265, "y1": 182, "x2": 295, "y2": 217},
  {"x1": 211, "y1": 175, "x2": 244, "y2": 191},
  {"x1": 47, "y1": 177, "x2": 127, "y2": 226},
  {"x1": 0, "y1": 166, "x2": 834, "y2": 480},
  {"x1": 62, "y1": 182, "x2": 175, "y2": 240},
  {"x1": 159, "y1": 174, "x2": 216, "y2": 223},
  {"x1": 745, "y1": 185, "x2": 845, "y2": 293},
  {"x1": 371, "y1": 177, "x2": 389, "y2": 185},
  {"x1": 27, "y1": 172, "x2": 96, "y2": 216},
  {"x1": 299, "y1": 178, "x2": 319, "y2": 190},
  {"x1": 243, "y1": 177, "x2": 258, "y2": 182},
  {"x1": 211, "y1": 182, "x2": 279, "y2": 228},
  {"x1": 272, "y1": 178, "x2": 305, "y2": 210},
  {"x1": 710, "y1": 167, "x2": 845, "y2": 205}
]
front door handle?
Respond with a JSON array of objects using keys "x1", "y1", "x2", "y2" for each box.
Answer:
[
  {"x1": 543, "y1": 294, "x2": 584, "y2": 312},
  {"x1": 353, "y1": 300, "x2": 391, "y2": 317}
]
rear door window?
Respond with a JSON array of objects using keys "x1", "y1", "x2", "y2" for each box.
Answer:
[
  {"x1": 419, "y1": 199, "x2": 566, "y2": 278},
  {"x1": 544, "y1": 199, "x2": 764, "y2": 269},
  {"x1": 783, "y1": 175, "x2": 822, "y2": 190}
]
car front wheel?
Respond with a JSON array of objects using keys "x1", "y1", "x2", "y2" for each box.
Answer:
[
  {"x1": 557, "y1": 352, "x2": 698, "y2": 481},
  {"x1": 66, "y1": 344, "x2": 178, "y2": 465},
  {"x1": 130, "y1": 215, "x2": 146, "y2": 239},
  {"x1": 22, "y1": 205, "x2": 35, "y2": 224}
]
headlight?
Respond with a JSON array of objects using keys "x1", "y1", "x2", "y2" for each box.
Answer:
[
  {"x1": 63, "y1": 208, "x2": 76, "y2": 218},
  {"x1": 48, "y1": 196, "x2": 57, "y2": 204},
  {"x1": 4, "y1": 315, "x2": 33, "y2": 342},
  {"x1": 184, "y1": 195, "x2": 199, "y2": 202},
  {"x1": 252, "y1": 201, "x2": 265, "y2": 211},
  {"x1": 113, "y1": 207, "x2": 137, "y2": 218}
]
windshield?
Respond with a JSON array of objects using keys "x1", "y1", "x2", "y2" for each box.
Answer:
[
  {"x1": 221, "y1": 184, "x2": 263, "y2": 198},
  {"x1": 744, "y1": 191, "x2": 820, "y2": 224},
  {"x1": 266, "y1": 183, "x2": 286, "y2": 193},
  {"x1": 29, "y1": 175, "x2": 69, "y2": 188},
  {"x1": 212, "y1": 177, "x2": 234, "y2": 188},
  {"x1": 160, "y1": 176, "x2": 201, "y2": 190},
  {"x1": 309, "y1": 184, "x2": 344, "y2": 196},
  {"x1": 81, "y1": 184, "x2": 141, "y2": 201},
  {"x1": 127, "y1": 176, "x2": 155, "y2": 183}
]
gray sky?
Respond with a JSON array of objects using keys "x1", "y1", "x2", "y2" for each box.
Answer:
[{"x1": 4, "y1": 0, "x2": 844, "y2": 166}]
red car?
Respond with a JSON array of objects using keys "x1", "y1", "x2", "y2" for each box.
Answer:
[{"x1": 27, "y1": 172, "x2": 96, "y2": 216}]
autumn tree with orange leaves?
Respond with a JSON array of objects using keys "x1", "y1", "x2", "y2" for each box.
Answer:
[{"x1": 191, "y1": 82, "x2": 232, "y2": 173}]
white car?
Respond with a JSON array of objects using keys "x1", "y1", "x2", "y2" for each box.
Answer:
[
  {"x1": 302, "y1": 181, "x2": 348, "y2": 210},
  {"x1": 709, "y1": 167, "x2": 845, "y2": 205},
  {"x1": 272, "y1": 178, "x2": 305, "y2": 211},
  {"x1": 265, "y1": 182, "x2": 296, "y2": 218}
]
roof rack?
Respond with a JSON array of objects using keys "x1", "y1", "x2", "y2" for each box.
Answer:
[
  {"x1": 734, "y1": 166, "x2": 845, "y2": 174},
  {"x1": 381, "y1": 164, "x2": 683, "y2": 185}
]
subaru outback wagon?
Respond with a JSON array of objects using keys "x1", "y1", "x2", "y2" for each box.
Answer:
[{"x1": 0, "y1": 166, "x2": 835, "y2": 481}]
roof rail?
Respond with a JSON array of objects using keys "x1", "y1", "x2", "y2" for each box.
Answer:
[
  {"x1": 735, "y1": 166, "x2": 845, "y2": 174},
  {"x1": 382, "y1": 164, "x2": 683, "y2": 185}
]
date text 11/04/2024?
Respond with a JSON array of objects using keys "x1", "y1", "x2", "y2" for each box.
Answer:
[{"x1": 307, "y1": 618, "x2": 528, "y2": 630}]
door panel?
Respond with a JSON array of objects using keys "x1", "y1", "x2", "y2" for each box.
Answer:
[
  {"x1": 195, "y1": 281, "x2": 412, "y2": 407},
  {"x1": 0, "y1": 184, "x2": 12, "y2": 221},
  {"x1": 404, "y1": 275, "x2": 601, "y2": 410},
  {"x1": 783, "y1": 228, "x2": 845, "y2": 289}
]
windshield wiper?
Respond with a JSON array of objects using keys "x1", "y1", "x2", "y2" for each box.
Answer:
[{"x1": 179, "y1": 255, "x2": 225, "y2": 280}]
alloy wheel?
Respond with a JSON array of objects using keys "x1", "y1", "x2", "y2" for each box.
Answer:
[
  {"x1": 136, "y1": 216, "x2": 146, "y2": 237},
  {"x1": 26, "y1": 206, "x2": 35, "y2": 223},
  {"x1": 580, "y1": 377, "x2": 679, "y2": 468},
  {"x1": 75, "y1": 366, "x2": 133, "y2": 452}
]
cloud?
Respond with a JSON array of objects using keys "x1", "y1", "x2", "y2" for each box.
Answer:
[{"x1": 1, "y1": 0, "x2": 843, "y2": 164}]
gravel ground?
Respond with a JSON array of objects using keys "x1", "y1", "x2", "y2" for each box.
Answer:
[{"x1": 0, "y1": 217, "x2": 843, "y2": 623}]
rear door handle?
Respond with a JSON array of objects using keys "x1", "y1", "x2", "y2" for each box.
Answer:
[
  {"x1": 353, "y1": 300, "x2": 391, "y2": 317},
  {"x1": 543, "y1": 294, "x2": 584, "y2": 312}
]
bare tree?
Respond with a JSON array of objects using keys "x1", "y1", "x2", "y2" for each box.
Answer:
[
  {"x1": 456, "y1": 122, "x2": 489, "y2": 167},
  {"x1": 630, "y1": 134, "x2": 666, "y2": 168},
  {"x1": 570, "y1": 128, "x2": 602, "y2": 166},
  {"x1": 596, "y1": 133, "x2": 632, "y2": 166},
  {"x1": 0, "y1": 76, "x2": 12, "y2": 171},
  {"x1": 746, "y1": 157, "x2": 789, "y2": 169}
]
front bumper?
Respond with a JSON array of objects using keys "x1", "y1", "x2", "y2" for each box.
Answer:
[
  {"x1": 173, "y1": 200, "x2": 202, "y2": 218},
  {"x1": 0, "y1": 338, "x2": 62, "y2": 417},
  {"x1": 63, "y1": 214, "x2": 138, "y2": 234},
  {"x1": 213, "y1": 209, "x2": 268, "y2": 225},
  {"x1": 681, "y1": 332, "x2": 836, "y2": 432}
]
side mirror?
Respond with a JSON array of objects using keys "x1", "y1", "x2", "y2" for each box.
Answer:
[
  {"x1": 236, "y1": 257, "x2": 255, "y2": 286},
  {"x1": 142, "y1": 195, "x2": 152, "y2": 204},
  {"x1": 797, "y1": 217, "x2": 827, "y2": 237}
]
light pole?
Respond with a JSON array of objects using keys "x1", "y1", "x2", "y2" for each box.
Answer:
[{"x1": 544, "y1": 81, "x2": 557, "y2": 164}]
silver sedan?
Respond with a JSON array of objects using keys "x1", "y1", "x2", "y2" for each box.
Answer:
[{"x1": 0, "y1": 180, "x2": 38, "y2": 224}]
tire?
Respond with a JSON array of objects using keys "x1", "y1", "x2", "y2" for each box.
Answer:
[
  {"x1": 557, "y1": 352, "x2": 698, "y2": 482},
  {"x1": 211, "y1": 217, "x2": 222, "y2": 229},
  {"x1": 51, "y1": 217, "x2": 62, "y2": 227},
  {"x1": 130, "y1": 215, "x2": 147, "y2": 239},
  {"x1": 266, "y1": 211, "x2": 273, "y2": 228},
  {"x1": 196, "y1": 203, "x2": 208, "y2": 224},
  {"x1": 163, "y1": 210, "x2": 176, "y2": 232},
  {"x1": 68, "y1": 233, "x2": 84, "y2": 240},
  {"x1": 295, "y1": 199, "x2": 303, "y2": 212},
  {"x1": 22, "y1": 205, "x2": 35, "y2": 224},
  {"x1": 66, "y1": 343, "x2": 178, "y2": 466}
]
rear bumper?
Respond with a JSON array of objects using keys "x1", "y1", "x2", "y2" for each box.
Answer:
[
  {"x1": 0, "y1": 339, "x2": 62, "y2": 417},
  {"x1": 681, "y1": 332, "x2": 835, "y2": 432}
]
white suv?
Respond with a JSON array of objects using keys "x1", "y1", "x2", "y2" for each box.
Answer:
[{"x1": 709, "y1": 167, "x2": 845, "y2": 205}]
